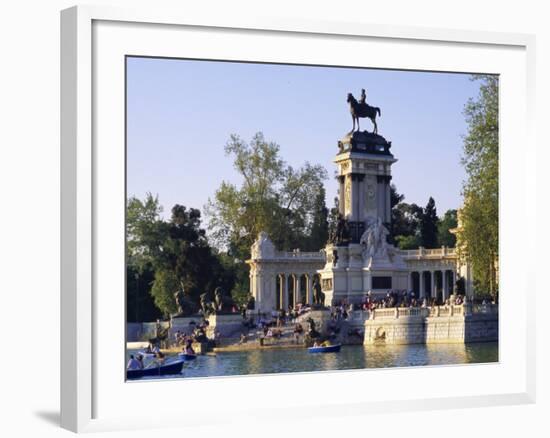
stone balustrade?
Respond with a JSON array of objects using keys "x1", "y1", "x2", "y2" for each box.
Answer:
[
  {"x1": 276, "y1": 250, "x2": 325, "y2": 260},
  {"x1": 368, "y1": 303, "x2": 496, "y2": 320},
  {"x1": 364, "y1": 303, "x2": 498, "y2": 345},
  {"x1": 399, "y1": 246, "x2": 457, "y2": 259}
]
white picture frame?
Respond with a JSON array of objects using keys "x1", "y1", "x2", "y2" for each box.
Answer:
[{"x1": 61, "y1": 5, "x2": 536, "y2": 433}]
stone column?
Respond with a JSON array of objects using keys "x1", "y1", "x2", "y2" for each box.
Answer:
[
  {"x1": 443, "y1": 270, "x2": 449, "y2": 300},
  {"x1": 294, "y1": 275, "x2": 301, "y2": 305},
  {"x1": 358, "y1": 175, "x2": 365, "y2": 223},
  {"x1": 278, "y1": 274, "x2": 283, "y2": 310},
  {"x1": 450, "y1": 270, "x2": 456, "y2": 294},
  {"x1": 385, "y1": 179, "x2": 391, "y2": 223},
  {"x1": 282, "y1": 274, "x2": 289, "y2": 310},
  {"x1": 338, "y1": 176, "x2": 345, "y2": 216},
  {"x1": 430, "y1": 270, "x2": 436, "y2": 298},
  {"x1": 419, "y1": 271, "x2": 425, "y2": 298},
  {"x1": 306, "y1": 274, "x2": 312, "y2": 305}
]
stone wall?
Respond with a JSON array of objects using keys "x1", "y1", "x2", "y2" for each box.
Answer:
[
  {"x1": 126, "y1": 321, "x2": 170, "y2": 342},
  {"x1": 364, "y1": 308, "x2": 498, "y2": 345}
]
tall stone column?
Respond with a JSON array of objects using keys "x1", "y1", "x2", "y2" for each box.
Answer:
[
  {"x1": 338, "y1": 175, "x2": 345, "y2": 216},
  {"x1": 384, "y1": 178, "x2": 391, "y2": 223},
  {"x1": 306, "y1": 275, "x2": 312, "y2": 305},
  {"x1": 419, "y1": 271, "x2": 425, "y2": 298},
  {"x1": 282, "y1": 274, "x2": 289, "y2": 310},
  {"x1": 443, "y1": 270, "x2": 449, "y2": 300},
  {"x1": 430, "y1": 270, "x2": 436, "y2": 298},
  {"x1": 278, "y1": 274, "x2": 283, "y2": 310},
  {"x1": 294, "y1": 275, "x2": 301, "y2": 305}
]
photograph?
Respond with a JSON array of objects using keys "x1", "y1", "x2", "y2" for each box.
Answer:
[{"x1": 124, "y1": 57, "x2": 499, "y2": 380}]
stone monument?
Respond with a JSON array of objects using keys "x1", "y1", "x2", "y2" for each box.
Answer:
[{"x1": 318, "y1": 90, "x2": 409, "y2": 305}]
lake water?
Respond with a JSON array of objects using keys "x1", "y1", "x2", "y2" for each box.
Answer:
[{"x1": 127, "y1": 342, "x2": 498, "y2": 380}]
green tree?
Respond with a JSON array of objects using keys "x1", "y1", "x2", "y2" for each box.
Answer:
[
  {"x1": 390, "y1": 185, "x2": 423, "y2": 249},
  {"x1": 205, "y1": 132, "x2": 328, "y2": 256},
  {"x1": 127, "y1": 196, "x2": 236, "y2": 319},
  {"x1": 150, "y1": 268, "x2": 180, "y2": 317},
  {"x1": 395, "y1": 234, "x2": 421, "y2": 250},
  {"x1": 437, "y1": 209, "x2": 458, "y2": 247},
  {"x1": 126, "y1": 193, "x2": 164, "y2": 271},
  {"x1": 419, "y1": 197, "x2": 439, "y2": 248},
  {"x1": 126, "y1": 193, "x2": 165, "y2": 319},
  {"x1": 460, "y1": 75, "x2": 499, "y2": 298},
  {"x1": 150, "y1": 205, "x2": 233, "y2": 316},
  {"x1": 126, "y1": 264, "x2": 162, "y2": 322},
  {"x1": 304, "y1": 184, "x2": 329, "y2": 251}
]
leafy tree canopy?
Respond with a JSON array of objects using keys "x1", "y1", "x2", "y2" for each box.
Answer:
[
  {"x1": 205, "y1": 132, "x2": 329, "y2": 257},
  {"x1": 459, "y1": 75, "x2": 499, "y2": 298}
]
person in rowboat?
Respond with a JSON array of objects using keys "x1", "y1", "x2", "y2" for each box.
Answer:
[
  {"x1": 184, "y1": 340, "x2": 195, "y2": 355},
  {"x1": 136, "y1": 354, "x2": 144, "y2": 369},
  {"x1": 127, "y1": 355, "x2": 141, "y2": 371}
]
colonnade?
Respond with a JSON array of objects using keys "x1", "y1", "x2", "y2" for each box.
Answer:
[
  {"x1": 275, "y1": 272, "x2": 320, "y2": 310},
  {"x1": 409, "y1": 269, "x2": 456, "y2": 301}
]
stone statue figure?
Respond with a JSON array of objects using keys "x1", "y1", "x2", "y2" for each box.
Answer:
[
  {"x1": 312, "y1": 278, "x2": 325, "y2": 307},
  {"x1": 360, "y1": 217, "x2": 390, "y2": 259},
  {"x1": 251, "y1": 231, "x2": 275, "y2": 259},
  {"x1": 331, "y1": 214, "x2": 350, "y2": 245},
  {"x1": 359, "y1": 88, "x2": 367, "y2": 104},
  {"x1": 173, "y1": 283, "x2": 199, "y2": 317},
  {"x1": 246, "y1": 294, "x2": 255, "y2": 310},
  {"x1": 199, "y1": 291, "x2": 214, "y2": 316},
  {"x1": 347, "y1": 91, "x2": 381, "y2": 134},
  {"x1": 214, "y1": 286, "x2": 236, "y2": 313}
]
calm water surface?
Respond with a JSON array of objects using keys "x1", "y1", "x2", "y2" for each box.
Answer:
[{"x1": 127, "y1": 342, "x2": 498, "y2": 380}]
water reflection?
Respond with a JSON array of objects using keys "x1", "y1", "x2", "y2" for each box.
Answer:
[{"x1": 127, "y1": 342, "x2": 498, "y2": 380}]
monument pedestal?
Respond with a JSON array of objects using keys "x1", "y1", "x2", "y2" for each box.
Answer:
[
  {"x1": 317, "y1": 130, "x2": 407, "y2": 305},
  {"x1": 319, "y1": 237, "x2": 409, "y2": 305},
  {"x1": 206, "y1": 313, "x2": 244, "y2": 339},
  {"x1": 170, "y1": 315, "x2": 203, "y2": 337}
]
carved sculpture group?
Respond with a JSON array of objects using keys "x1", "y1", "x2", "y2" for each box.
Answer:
[
  {"x1": 329, "y1": 213, "x2": 351, "y2": 245},
  {"x1": 173, "y1": 284, "x2": 237, "y2": 318},
  {"x1": 360, "y1": 217, "x2": 390, "y2": 259}
]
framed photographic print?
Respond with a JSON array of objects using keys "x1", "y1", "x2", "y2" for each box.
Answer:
[{"x1": 61, "y1": 5, "x2": 536, "y2": 433}]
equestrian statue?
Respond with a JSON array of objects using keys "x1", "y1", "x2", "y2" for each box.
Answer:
[{"x1": 347, "y1": 88, "x2": 381, "y2": 134}]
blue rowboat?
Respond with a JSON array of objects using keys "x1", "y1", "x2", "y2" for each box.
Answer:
[
  {"x1": 127, "y1": 360, "x2": 184, "y2": 379},
  {"x1": 308, "y1": 344, "x2": 341, "y2": 353},
  {"x1": 177, "y1": 353, "x2": 197, "y2": 361},
  {"x1": 137, "y1": 350, "x2": 156, "y2": 358}
]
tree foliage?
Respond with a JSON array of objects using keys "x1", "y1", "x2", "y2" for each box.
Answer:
[
  {"x1": 419, "y1": 197, "x2": 439, "y2": 248},
  {"x1": 437, "y1": 209, "x2": 458, "y2": 247},
  {"x1": 205, "y1": 132, "x2": 329, "y2": 301},
  {"x1": 459, "y1": 75, "x2": 499, "y2": 298},
  {"x1": 205, "y1": 132, "x2": 329, "y2": 255},
  {"x1": 126, "y1": 195, "x2": 235, "y2": 319},
  {"x1": 390, "y1": 185, "x2": 423, "y2": 249}
]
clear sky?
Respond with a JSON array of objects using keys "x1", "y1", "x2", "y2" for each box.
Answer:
[{"x1": 127, "y1": 57, "x2": 482, "y2": 221}]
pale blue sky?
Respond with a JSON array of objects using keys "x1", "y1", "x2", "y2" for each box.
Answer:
[{"x1": 127, "y1": 57, "x2": 483, "y2": 221}]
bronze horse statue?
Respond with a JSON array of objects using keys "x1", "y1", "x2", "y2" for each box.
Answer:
[{"x1": 347, "y1": 93, "x2": 381, "y2": 134}]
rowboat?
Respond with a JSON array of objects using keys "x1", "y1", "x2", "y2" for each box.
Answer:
[
  {"x1": 127, "y1": 360, "x2": 184, "y2": 379},
  {"x1": 137, "y1": 350, "x2": 156, "y2": 358},
  {"x1": 177, "y1": 353, "x2": 197, "y2": 361},
  {"x1": 307, "y1": 344, "x2": 341, "y2": 353}
]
